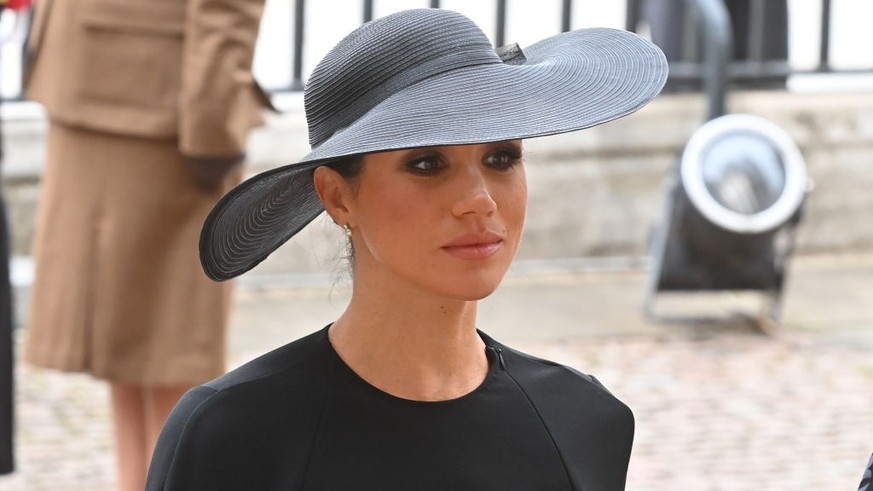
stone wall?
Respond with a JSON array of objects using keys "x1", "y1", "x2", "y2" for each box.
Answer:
[{"x1": 3, "y1": 89, "x2": 873, "y2": 275}]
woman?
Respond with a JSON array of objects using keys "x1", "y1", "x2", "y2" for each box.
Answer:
[
  {"x1": 147, "y1": 8, "x2": 667, "y2": 491},
  {"x1": 24, "y1": 0, "x2": 267, "y2": 489}
]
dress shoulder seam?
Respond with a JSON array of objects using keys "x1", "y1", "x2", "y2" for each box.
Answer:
[{"x1": 500, "y1": 367, "x2": 576, "y2": 489}]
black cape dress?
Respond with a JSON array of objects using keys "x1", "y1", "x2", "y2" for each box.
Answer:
[{"x1": 146, "y1": 326, "x2": 634, "y2": 490}]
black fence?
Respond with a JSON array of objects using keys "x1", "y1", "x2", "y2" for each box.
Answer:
[
  {"x1": 2, "y1": 0, "x2": 871, "y2": 101},
  {"x1": 284, "y1": 0, "x2": 868, "y2": 94}
]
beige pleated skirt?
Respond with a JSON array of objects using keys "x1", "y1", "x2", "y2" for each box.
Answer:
[{"x1": 24, "y1": 122, "x2": 240, "y2": 386}]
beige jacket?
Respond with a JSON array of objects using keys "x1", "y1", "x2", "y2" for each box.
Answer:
[{"x1": 26, "y1": 0, "x2": 270, "y2": 157}]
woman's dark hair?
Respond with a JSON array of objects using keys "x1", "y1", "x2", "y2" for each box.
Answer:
[{"x1": 323, "y1": 155, "x2": 364, "y2": 180}]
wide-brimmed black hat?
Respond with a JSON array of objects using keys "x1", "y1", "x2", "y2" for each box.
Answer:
[{"x1": 200, "y1": 8, "x2": 668, "y2": 281}]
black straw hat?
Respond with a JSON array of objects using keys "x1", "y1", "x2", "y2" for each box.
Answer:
[{"x1": 200, "y1": 8, "x2": 668, "y2": 281}]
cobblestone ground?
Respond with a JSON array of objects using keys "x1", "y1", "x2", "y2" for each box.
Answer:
[
  {"x1": 3, "y1": 324, "x2": 871, "y2": 490},
  {"x1": 519, "y1": 328, "x2": 873, "y2": 490},
  {"x1": 2, "y1": 331, "x2": 113, "y2": 491}
]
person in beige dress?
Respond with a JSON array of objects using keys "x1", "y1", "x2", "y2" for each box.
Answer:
[{"x1": 23, "y1": 0, "x2": 268, "y2": 489}]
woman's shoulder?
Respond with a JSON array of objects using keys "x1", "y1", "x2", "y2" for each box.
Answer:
[
  {"x1": 483, "y1": 332, "x2": 634, "y2": 422},
  {"x1": 483, "y1": 334, "x2": 635, "y2": 487},
  {"x1": 207, "y1": 326, "x2": 331, "y2": 391},
  {"x1": 146, "y1": 328, "x2": 333, "y2": 490},
  {"x1": 503, "y1": 344, "x2": 616, "y2": 392},
  {"x1": 174, "y1": 326, "x2": 333, "y2": 427}
]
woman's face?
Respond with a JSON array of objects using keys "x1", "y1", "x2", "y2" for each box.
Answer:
[{"x1": 346, "y1": 140, "x2": 527, "y2": 301}]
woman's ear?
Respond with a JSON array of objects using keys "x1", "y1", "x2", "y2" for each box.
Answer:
[{"x1": 313, "y1": 166, "x2": 354, "y2": 225}]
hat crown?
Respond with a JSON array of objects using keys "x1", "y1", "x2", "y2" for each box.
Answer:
[{"x1": 304, "y1": 9, "x2": 500, "y2": 148}]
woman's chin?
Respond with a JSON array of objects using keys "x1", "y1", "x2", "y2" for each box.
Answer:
[{"x1": 437, "y1": 273, "x2": 508, "y2": 302}]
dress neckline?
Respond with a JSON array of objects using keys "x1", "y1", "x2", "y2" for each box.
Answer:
[{"x1": 319, "y1": 325, "x2": 503, "y2": 406}]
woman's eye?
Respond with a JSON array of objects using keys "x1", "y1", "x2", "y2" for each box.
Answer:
[
  {"x1": 407, "y1": 156, "x2": 444, "y2": 174},
  {"x1": 486, "y1": 148, "x2": 522, "y2": 170}
]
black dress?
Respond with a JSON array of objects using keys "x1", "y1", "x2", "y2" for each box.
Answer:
[{"x1": 146, "y1": 327, "x2": 634, "y2": 490}]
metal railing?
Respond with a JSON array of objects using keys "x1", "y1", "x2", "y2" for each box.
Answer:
[
  {"x1": 284, "y1": 0, "x2": 575, "y2": 91},
  {"x1": 1, "y1": 0, "x2": 870, "y2": 102},
  {"x1": 283, "y1": 0, "x2": 869, "y2": 94},
  {"x1": 625, "y1": 0, "x2": 864, "y2": 88}
]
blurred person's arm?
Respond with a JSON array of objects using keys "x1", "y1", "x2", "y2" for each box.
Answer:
[{"x1": 180, "y1": 0, "x2": 270, "y2": 189}]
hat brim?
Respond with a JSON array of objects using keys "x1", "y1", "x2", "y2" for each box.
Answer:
[{"x1": 201, "y1": 27, "x2": 668, "y2": 281}]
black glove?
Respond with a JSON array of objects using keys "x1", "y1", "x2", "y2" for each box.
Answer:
[{"x1": 184, "y1": 154, "x2": 244, "y2": 192}]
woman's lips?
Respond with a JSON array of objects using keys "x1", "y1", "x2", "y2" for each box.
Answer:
[{"x1": 442, "y1": 232, "x2": 504, "y2": 260}]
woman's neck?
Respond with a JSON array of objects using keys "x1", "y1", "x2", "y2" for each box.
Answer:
[{"x1": 328, "y1": 283, "x2": 489, "y2": 402}]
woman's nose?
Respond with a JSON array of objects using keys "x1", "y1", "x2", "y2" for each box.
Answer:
[{"x1": 451, "y1": 168, "x2": 497, "y2": 217}]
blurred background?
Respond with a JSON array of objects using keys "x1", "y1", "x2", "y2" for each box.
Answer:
[{"x1": 1, "y1": 0, "x2": 872, "y2": 489}]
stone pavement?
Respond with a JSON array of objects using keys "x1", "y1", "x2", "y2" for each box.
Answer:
[{"x1": 2, "y1": 254, "x2": 873, "y2": 490}]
